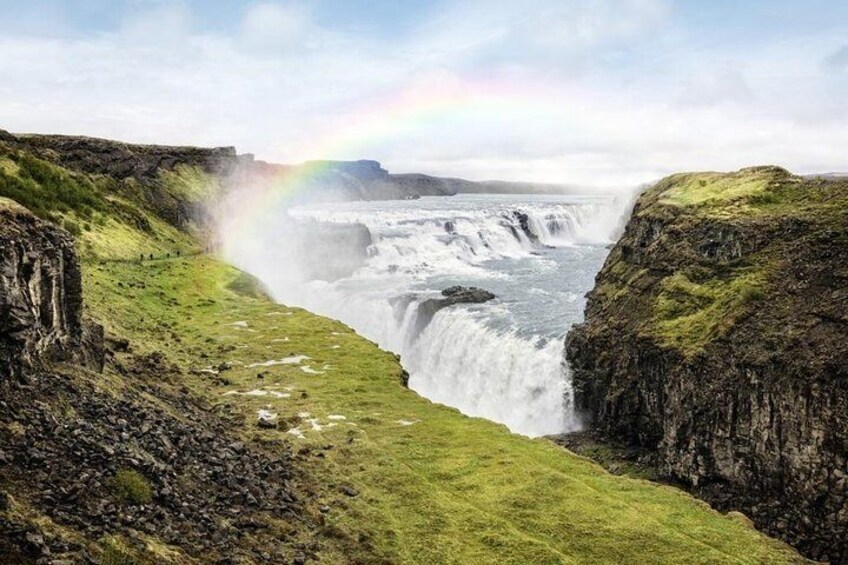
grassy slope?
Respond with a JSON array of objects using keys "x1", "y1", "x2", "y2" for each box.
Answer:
[
  {"x1": 3, "y1": 149, "x2": 801, "y2": 563},
  {"x1": 83, "y1": 265, "x2": 798, "y2": 564}
]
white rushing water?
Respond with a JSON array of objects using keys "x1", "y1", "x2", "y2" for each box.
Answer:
[{"x1": 220, "y1": 193, "x2": 631, "y2": 437}]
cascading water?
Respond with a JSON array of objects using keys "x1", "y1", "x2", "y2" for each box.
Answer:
[{"x1": 220, "y1": 193, "x2": 631, "y2": 437}]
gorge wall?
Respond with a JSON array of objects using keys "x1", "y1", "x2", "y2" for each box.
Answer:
[
  {"x1": 566, "y1": 166, "x2": 848, "y2": 562},
  {"x1": 0, "y1": 199, "x2": 102, "y2": 378}
]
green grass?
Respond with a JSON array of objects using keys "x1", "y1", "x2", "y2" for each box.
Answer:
[
  {"x1": 0, "y1": 147, "x2": 106, "y2": 220},
  {"x1": 0, "y1": 142, "x2": 205, "y2": 261},
  {"x1": 160, "y1": 164, "x2": 220, "y2": 201},
  {"x1": 81, "y1": 255, "x2": 800, "y2": 564},
  {"x1": 98, "y1": 535, "x2": 146, "y2": 565},
  {"x1": 651, "y1": 166, "x2": 848, "y2": 222},
  {"x1": 227, "y1": 270, "x2": 273, "y2": 299},
  {"x1": 651, "y1": 270, "x2": 767, "y2": 354},
  {"x1": 77, "y1": 206, "x2": 198, "y2": 261},
  {"x1": 658, "y1": 170, "x2": 773, "y2": 209},
  {"x1": 111, "y1": 469, "x2": 153, "y2": 506},
  {"x1": 626, "y1": 166, "x2": 848, "y2": 355}
]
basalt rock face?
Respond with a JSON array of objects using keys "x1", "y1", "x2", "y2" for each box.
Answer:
[
  {"x1": 9, "y1": 133, "x2": 238, "y2": 180},
  {"x1": 0, "y1": 202, "x2": 102, "y2": 378},
  {"x1": 566, "y1": 167, "x2": 848, "y2": 562}
]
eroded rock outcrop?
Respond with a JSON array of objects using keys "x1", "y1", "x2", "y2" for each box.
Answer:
[
  {"x1": 0, "y1": 200, "x2": 102, "y2": 377},
  {"x1": 416, "y1": 286, "x2": 496, "y2": 333},
  {"x1": 566, "y1": 167, "x2": 848, "y2": 562}
]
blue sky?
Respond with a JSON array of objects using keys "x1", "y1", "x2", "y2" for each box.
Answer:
[{"x1": 0, "y1": 1, "x2": 846, "y2": 185}]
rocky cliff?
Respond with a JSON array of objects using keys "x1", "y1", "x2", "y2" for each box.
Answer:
[
  {"x1": 9, "y1": 133, "x2": 238, "y2": 180},
  {"x1": 0, "y1": 199, "x2": 102, "y2": 378},
  {"x1": 2, "y1": 131, "x2": 239, "y2": 230},
  {"x1": 566, "y1": 166, "x2": 848, "y2": 561}
]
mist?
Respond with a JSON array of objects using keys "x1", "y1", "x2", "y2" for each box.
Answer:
[{"x1": 214, "y1": 167, "x2": 637, "y2": 436}]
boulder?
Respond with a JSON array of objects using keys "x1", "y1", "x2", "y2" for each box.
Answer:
[{"x1": 415, "y1": 286, "x2": 495, "y2": 333}]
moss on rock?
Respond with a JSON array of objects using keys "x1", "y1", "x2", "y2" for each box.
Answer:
[{"x1": 111, "y1": 469, "x2": 153, "y2": 506}]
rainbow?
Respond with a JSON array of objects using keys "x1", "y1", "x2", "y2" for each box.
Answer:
[{"x1": 219, "y1": 74, "x2": 591, "y2": 238}]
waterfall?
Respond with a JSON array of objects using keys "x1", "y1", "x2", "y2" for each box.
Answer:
[{"x1": 221, "y1": 193, "x2": 626, "y2": 437}]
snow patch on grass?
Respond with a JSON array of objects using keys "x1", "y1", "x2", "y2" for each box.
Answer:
[
  {"x1": 247, "y1": 355, "x2": 310, "y2": 368},
  {"x1": 223, "y1": 389, "x2": 291, "y2": 399}
]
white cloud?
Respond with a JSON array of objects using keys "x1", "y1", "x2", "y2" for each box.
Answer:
[
  {"x1": 408, "y1": 0, "x2": 670, "y2": 67},
  {"x1": 824, "y1": 45, "x2": 848, "y2": 70},
  {"x1": 0, "y1": 1, "x2": 845, "y2": 188},
  {"x1": 241, "y1": 2, "x2": 310, "y2": 49},
  {"x1": 119, "y1": 2, "x2": 192, "y2": 43},
  {"x1": 677, "y1": 67, "x2": 753, "y2": 107},
  {"x1": 529, "y1": 0, "x2": 670, "y2": 48}
]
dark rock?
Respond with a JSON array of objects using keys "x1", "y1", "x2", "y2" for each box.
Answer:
[
  {"x1": 341, "y1": 486, "x2": 358, "y2": 497},
  {"x1": 415, "y1": 286, "x2": 496, "y2": 333},
  {"x1": 105, "y1": 336, "x2": 131, "y2": 353},
  {"x1": 509, "y1": 211, "x2": 539, "y2": 243},
  {"x1": 0, "y1": 354, "x2": 300, "y2": 563},
  {"x1": 0, "y1": 203, "x2": 104, "y2": 379},
  {"x1": 79, "y1": 319, "x2": 105, "y2": 372},
  {"x1": 441, "y1": 286, "x2": 495, "y2": 303},
  {"x1": 257, "y1": 414, "x2": 278, "y2": 429}
]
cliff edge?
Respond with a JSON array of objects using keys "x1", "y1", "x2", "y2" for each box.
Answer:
[{"x1": 566, "y1": 166, "x2": 848, "y2": 561}]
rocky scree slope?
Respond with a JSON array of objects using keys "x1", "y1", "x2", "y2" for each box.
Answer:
[
  {"x1": 0, "y1": 143, "x2": 310, "y2": 563},
  {"x1": 566, "y1": 166, "x2": 848, "y2": 562}
]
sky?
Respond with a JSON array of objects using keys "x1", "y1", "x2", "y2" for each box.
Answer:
[{"x1": 0, "y1": 0, "x2": 846, "y2": 187}]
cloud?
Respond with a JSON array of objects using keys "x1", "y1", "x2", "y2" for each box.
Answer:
[
  {"x1": 120, "y1": 2, "x2": 192, "y2": 41},
  {"x1": 823, "y1": 45, "x2": 848, "y2": 70},
  {"x1": 409, "y1": 0, "x2": 671, "y2": 67},
  {"x1": 241, "y1": 2, "x2": 310, "y2": 49},
  {"x1": 677, "y1": 67, "x2": 753, "y2": 107},
  {"x1": 529, "y1": 0, "x2": 670, "y2": 48},
  {"x1": 0, "y1": 0, "x2": 845, "y2": 188}
]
